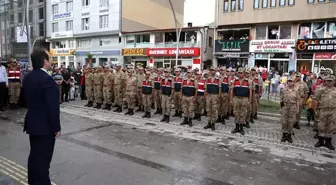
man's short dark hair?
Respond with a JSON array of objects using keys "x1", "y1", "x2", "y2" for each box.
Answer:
[{"x1": 31, "y1": 49, "x2": 49, "y2": 69}]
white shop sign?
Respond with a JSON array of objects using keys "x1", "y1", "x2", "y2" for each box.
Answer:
[
  {"x1": 51, "y1": 31, "x2": 73, "y2": 39},
  {"x1": 52, "y1": 12, "x2": 73, "y2": 21},
  {"x1": 250, "y1": 39, "x2": 295, "y2": 53}
]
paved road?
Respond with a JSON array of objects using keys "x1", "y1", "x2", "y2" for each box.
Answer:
[{"x1": 0, "y1": 104, "x2": 335, "y2": 185}]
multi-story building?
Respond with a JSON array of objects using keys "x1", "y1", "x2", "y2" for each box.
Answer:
[
  {"x1": 214, "y1": 0, "x2": 336, "y2": 73},
  {"x1": 0, "y1": 0, "x2": 48, "y2": 62},
  {"x1": 46, "y1": 0, "x2": 184, "y2": 67},
  {"x1": 121, "y1": 25, "x2": 213, "y2": 69}
]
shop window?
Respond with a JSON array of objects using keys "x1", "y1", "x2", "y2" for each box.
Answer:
[
  {"x1": 268, "y1": 25, "x2": 279, "y2": 39},
  {"x1": 253, "y1": 0, "x2": 259, "y2": 8},
  {"x1": 126, "y1": 35, "x2": 135, "y2": 43},
  {"x1": 279, "y1": 24, "x2": 292, "y2": 39},
  {"x1": 142, "y1": 34, "x2": 150, "y2": 42},
  {"x1": 135, "y1": 35, "x2": 141, "y2": 43},
  {"x1": 231, "y1": 0, "x2": 236, "y2": 11},
  {"x1": 154, "y1": 33, "x2": 163, "y2": 43},
  {"x1": 271, "y1": 0, "x2": 276, "y2": 7},
  {"x1": 223, "y1": 0, "x2": 229, "y2": 12},
  {"x1": 326, "y1": 21, "x2": 336, "y2": 38},
  {"x1": 186, "y1": 31, "x2": 197, "y2": 42},
  {"x1": 165, "y1": 32, "x2": 176, "y2": 42},
  {"x1": 255, "y1": 25, "x2": 267, "y2": 40}
]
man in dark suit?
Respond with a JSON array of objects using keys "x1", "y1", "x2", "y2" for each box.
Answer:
[{"x1": 23, "y1": 49, "x2": 61, "y2": 185}]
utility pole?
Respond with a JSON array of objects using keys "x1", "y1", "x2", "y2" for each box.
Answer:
[
  {"x1": 168, "y1": 0, "x2": 180, "y2": 66},
  {"x1": 25, "y1": 0, "x2": 32, "y2": 65}
]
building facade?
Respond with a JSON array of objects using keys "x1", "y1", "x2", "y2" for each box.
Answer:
[
  {"x1": 214, "y1": 0, "x2": 336, "y2": 73},
  {"x1": 0, "y1": 0, "x2": 48, "y2": 62},
  {"x1": 46, "y1": 0, "x2": 184, "y2": 68},
  {"x1": 121, "y1": 26, "x2": 214, "y2": 70}
]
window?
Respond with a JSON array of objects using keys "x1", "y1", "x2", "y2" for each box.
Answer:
[
  {"x1": 82, "y1": 0, "x2": 90, "y2": 6},
  {"x1": 66, "y1": 2, "x2": 73, "y2": 12},
  {"x1": 17, "y1": 0, "x2": 23, "y2": 8},
  {"x1": 231, "y1": 0, "x2": 236, "y2": 10},
  {"x1": 39, "y1": 0, "x2": 44, "y2": 2},
  {"x1": 99, "y1": 15, "x2": 108, "y2": 28},
  {"x1": 30, "y1": 26, "x2": 33, "y2": 38},
  {"x1": 69, "y1": 40, "x2": 75, "y2": 48},
  {"x1": 268, "y1": 25, "x2": 279, "y2": 39},
  {"x1": 262, "y1": 0, "x2": 268, "y2": 8},
  {"x1": 238, "y1": 0, "x2": 244, "y2": 10},
  {"x1": 288, "y1": 0, "x2": 295, "y2": 5},
  {"x1": 154, "y1": 33, "x2": 163, "y2": 43},
  {"x1": 39, "y1": 7, "x2": 44, "y2": 19},
  {"x1": 39, "y1": 23, "x2": 44, "y2": 36},
  {"x1": 142, "y1": 34, "x2": 150, "y2": 42},
  {"x1": 279, "y1": 24, "x2": 292, "y2": 39},
  {"x1": 307, "y1": 0, "x2": 314, "y2": 2},
  {"x1": 77, "y1": 40, "x2": 91, "y2": 48},
  {"x1": 100, "y1": 0, "x2": 109, "y2": 7},
  {"x1": 29, "y1": 10, "x2": 33, "y2": 22},
  {"x1": 209, "y1": 37, "x2": 213, "y2": 47},
  {"x1": 326, "y1": 21, "x2": 336, "y2": 38},
  {"x1": 18, "y1": 12, "x2": 23, "y2": 23},
  {"x1": 254, "y1": 0, "x2": 259, "y2": 8},
  {"x1": 52, "y1": 4, "x2": 58, "y2": 14},
  {"x1": 318, "y1": 0, "x2": 325, "y2": 2},
  {"x1": 52, "y1": 23, "x2": 58, "y2": 33},
  {"x1": 255, "y1": 25, "x2": 267, "y2": 40},
  {"x1": 52, "y1": 41, "x2": 66, "y2": 49},
  {"x1": 271, "y1": 0, "x2": 277, "y2": 6},
  {"x1": 10, "y1": 14, "x2": 14, "y2": 23},
  {"x1": 279, "y1": 0, "x2": 286, "y2": 6},
  {"x1": 81, "y1": 18, "x2": 90, "y2": 30},
  {"x1": 66, "y1": 21, "x2": 73, "y2": 31},
  {"x1": 224, "y1": 0, "x2": 229, "y2": 11}
]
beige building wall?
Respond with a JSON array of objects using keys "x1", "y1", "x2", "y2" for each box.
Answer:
[
  {"x1": 217, "y1": 0, "x2": 336, "y2": 26},
  {"x1": 122, "y1": 0, "x2": 184, "y2": 32}
]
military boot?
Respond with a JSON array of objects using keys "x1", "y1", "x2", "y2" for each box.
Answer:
[
  {"x1": 197, "y1": 114, "x2": 202, "y2": 121},
  {"x1": 245, "y1": 122, "x2": 250, "y2": 128},
  {"x1": 225, "y1": 113, "x2": 230, "y2": 120},
  {"x1": 117, "y1": 106, "x2": 122, "y2": 113},
  {"x1": 231, "y1": 124, "x2": 240, "y2": 134},
  {"x1": 151, "y1": 103, "x2": 155, "y2": 109},
  {"x1": 180, "y1": 117, "x2": 188, "y2": 125},
  {"x1": 136, "y1": 106, "x2": 142, "y2": 112},
  {"x1": 293, "y1": 122, "x2": 300, "y2": 129},
  {"x1": 204, "y1": 122, "x2": 212, "y2": 129},
  {"x1": 142, "y1": 112, "x2": 148, "y2": 118},
  {"x1": 107, "y1": 104, "x2": 111, "y2": 111},
  {"x1": 188, "y1": 118, "x2": 193, "y2": 127},
  {"x1": 178, "y1": 111, "x2": 183, "y2": 118},
  {"x1": 202, "y1": 110, "x2": 207, "y2": 116},
  {"x1": 124, "y1": 109, "x2": 131, "y2": 115},
  {"x1": 160, "y1": 115, "x2": 166, "y2": 122},
  {"x1": 154, "y1": 108, "x2": 161, "y2": 115},
  {"x1": 221, "y1": 116, "x2": 226, "y2": 125},
  {"x1": 254, "y1": 112, "x2": 258, "y2": 120},
  {"x1": 211, "y1": 123, "x2": 215, "y2": 131},
  {"x1": 159, "y1": 108, "x2": 163, "y2": 115},
  {"x1": 96, "y1": 103, "x2": 101, "y2": 109},
  {"x1": 250, "y1": 117, "x2": 254, "y2": 124},
  {"x1": 314, "y1": 137, "x2": 324, "y2": 148},
  {"x1": 93, "y1": 103, "x2": 99, "y2": 109},
  {"x1": 129, "y1": 109, "x2": 134, "y2": 116},
  {"x1": 216, "y1": 116, "x2": 221, "y2": 123},
  {"x1": 193, "y1": 114, "x2": 198, "y2": 120},
  {"x1": 172, "y1": 110, "x2": 179, "y2": 117},
  {"x1": 287, "y1": 134, "x2": 293, "y2": 143},
  {"x1": 324, "y1": 138, "x2": 335, "y2": 151},
  {"x1": 313, "y1": 131, "x2": 318, "y2": 139},
  {"x1": 84, "y1": 101, "x2": 90, "y2": 107},
  {"x1": 281, "y1": 133, "x2": 286, "y2": 142},
  {"x1": 239, "y1": 125, "x2": 245, "y2": 135},
  {"x1": 165, "y1": 115, "x2": 170, "y2": 123}
]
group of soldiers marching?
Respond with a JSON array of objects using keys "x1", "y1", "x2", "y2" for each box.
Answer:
[{"x1": 83, "y1": 63, "x2": 263, "y2": 136}]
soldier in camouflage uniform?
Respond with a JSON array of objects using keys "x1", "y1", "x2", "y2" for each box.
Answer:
[
  {"x1": 124, "y1": 68, "x2": 137, "y2": 116},
  {"x1": 180, "y1": 70, "x2": 196, "y2": 127},
  {"x1": 194, "y1": 72, "x2": 205, "y2": 121},
  {"x1": 280, "y1": 78, "x2": 300, "y2": 143},
  {"x1": 250, "y1": 67, "x2": 263, "y2": 119},
  {"x1": 219, "y1": 67, "x2": 230, "y2": 124},
  {"x1": 113, "y1": 63, "x2": 126, "y2": 112},
  {"x1": 136, "y1": 67, "x2": 146, "y2": 112},
  {"x1": 93, "y1": 66, "x2": 104, "y2": 109},
  {"x1": 172, "y1": 68, "x2": 183, "y2": 118},
  {"x1": 293, "y1": 72, "x2": 309, "y2": 129},
  {"x1": 244, "y1": 69, "x2": 253, "y2": 128},
  {"x1": 153, "y1": 68, "x2": 163, "y2": 114},
  {"x1": 102, "y1": 65, "x2": 114, "y2": 110},
  {"x1": 84, "y1": 66, "x2": 94, "y2": 107},
  {"x1": 160, "y1": 68, "x2": 173, "y2": 123},
  {"x1": 313, "y1": 75, "x2": 336, "y2": 150},
  {"x1": 141, "y1": 71, "x2": 154, "y2": 118}
]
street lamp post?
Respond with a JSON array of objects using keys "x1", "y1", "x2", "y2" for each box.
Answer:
[
  {"x1": 25, "y1": 0, "x2": 32, "y2": 65},
  {"x1": 168, "y1": 0, "x2": 180, "y2": 67}
]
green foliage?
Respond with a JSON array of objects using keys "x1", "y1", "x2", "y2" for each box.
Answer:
[{"x1": 87, "y1": 53, "x2": 93, "y2": 59}]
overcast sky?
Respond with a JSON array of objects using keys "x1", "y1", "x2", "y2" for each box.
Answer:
[{"x1": 184, "y1": 0, "x2": 215, "y2": 26}]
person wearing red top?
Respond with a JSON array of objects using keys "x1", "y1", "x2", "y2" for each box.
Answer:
[{"x1": 312, "y1": 78, "x2": 323, "y2": 94}]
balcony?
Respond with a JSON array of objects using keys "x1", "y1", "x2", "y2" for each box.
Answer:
[{"x1": 125, "y1": 41, "x2": 201, "y2": 48}]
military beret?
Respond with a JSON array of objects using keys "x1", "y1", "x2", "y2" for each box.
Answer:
[
  {"x1": 323, "y1": 75, "x2": 335, "y2": 81},
  {"x1": 209, "y1": 66, "x2": 216, "y2": 71}
]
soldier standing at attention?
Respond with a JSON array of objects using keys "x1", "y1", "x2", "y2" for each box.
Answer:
[
  {"x1": 294, "y1": 72, "x2": 309, "y2": 129},
  {"x1": 280, "y1": 78, "x2": 300, "y2": 143},
  {"x1": 153, "y1": 68, "x2": 163, "y2": 115},
  {"x1": 136, "y1": 67, "x2": 145, "y2": 112},
  {"x1": 172, "y1": 68, "x2": 183, "y2": 118},
  {"x1": 113, "y1": 63, "x2": 126, "y2": 112},
  {"x1": 124, "y1": 69, "x2": 137, "y2": 116},
  {"x1": 202, "y1": 72, "x2": 209, "y2": 117},
  {"x1": 141, "y1": 71, "x2": 154, "y2": 118},
  {"x1": 244, "y1": 69, "x2": 253, "y2": 128},
  {"x1": 7, "y1": 59, "x2": 22, "y2": 109},
  {"x1": 149, "y1": 67, "x2": 156, "y2": 109},
  {"x1": 93, "y1": 66, "x2": 104, "y2": 109},
  {"x1": 203, "y1": 67, "x2": 220, "y2": 131},
  {"x1": 180, "y1": 69, "x2": 196, "y2": 127},
  {"x1": 84, "y1": 66, "x2": 94, "y2": 107},
  {"x1": 194, "y1": 71, "x2": 205, "y2": 121},
  {"x1": 160, "y1": 68, "x2": 173, "y2": 123},
  {"x1": 219, "y1": 67, "x2": 230, "y2": 124},
  {"x1": 102, "y1": 65, "x2": 114, "y2": 110},
  {"x1": 227, "y1": 68, "x2": 235, "y2": 118},
  {"x1": 231, "y1": 68, "x2": 253, "y2": 135},
  {"x1": 313, "y1": 75, "x2": 336, "y2": 150},
  {"x1": 250, "y1": 67, "x2": 263, "y2": 119}
]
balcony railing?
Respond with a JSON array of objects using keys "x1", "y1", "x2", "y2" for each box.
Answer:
[{"x1": 125, "y1": 41, "x2": 201, "y2": 48}]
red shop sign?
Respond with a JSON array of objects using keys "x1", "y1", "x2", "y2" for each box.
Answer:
[
  {"x1": 147, "y1": 48, "x2": 200, "y2": 57},
  {"x1": 314, "y1": 53, "x2": 336, "y2": 60}
]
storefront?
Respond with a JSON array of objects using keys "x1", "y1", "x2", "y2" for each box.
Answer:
[
  {"x1": 296, "y1": 38, "x2": 336, "y2": 74},
  {"x1": 214, "y1": 39, "x2": 250, "y2": 68},
  {"x1": 250, "y1": 39, "x2": 295, "y2": 73},
  {"x1": 49, "y1": 49, "x2": 76, "y2": 67},
  {"x1": 122, "y1": 48, "x2": 149, "y2": 67},
  {"x1": 75, "y1": 50, "x2": 122, "y2": 67},
  {"x1": 147, "y1": 48, "x2": 201, "y2": 69}
]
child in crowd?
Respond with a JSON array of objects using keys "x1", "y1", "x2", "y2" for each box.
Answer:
[
  {"x1": 306, "y1": 95, "x2": 314, "y2": 126},
  {"x1": 263, "y1": 79, "x2": 270, "y2": 95}
]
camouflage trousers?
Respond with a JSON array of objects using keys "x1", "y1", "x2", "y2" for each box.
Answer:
[
  {"x1": 8, "y1": 82, "x2": 20, "y2": 104},
  {"x1": 161, "y1": 95, "x2": 171, "y2": 115},
  {"x1": 142, "y1": 94, "x2": 152, "y2": 112},
  {"x1": 245, "y1": 102, "x2": 252, "y2": 122},
  {"x1": 114, "y1": 85, "x2": 123, "y2": 106},
  {"x1": 280, "y1": 103, "x2": 296, "y2": 134},
  {"x1": 228, "y1": 99, "x2": 233, "y2": 115},
  {"x1": 154, "y1": 89, "x2": 162, "y2": 109},
  {"x1": 173, "y1": 90, "x2": 182, "y2": 111},
  {"x1": 94, "y1": 85, "x2": 103, "y2": 104},
  {"x1": 219, "y1": 93, "x2": 229, "y2": 117},
  {"x1": 206, "y1": 94, "x2": 219, "y2": 123},
  {"x1": 182, "y1": 96, "x2": 194, "y2": 118},
  {"x1": 103, "y1": 86, "x2": 112, "y2": 105},
  {"x1": 137, "y1": 88, "x2": 142, "y2": 106},
  {"x1": 125, "y1": 92, "x2": 136, "y2": 109},
  {"x1": 296, "y1": 99, "x2": 304, "y2": 124},
  {"x1": 318, "y1": 108, "x2": 336, "y2": 138},
  {"x1": 251, "y1": 93, "x2": 260, "y2": 116},
  {"x1": 195, "y1": 96, "x2": 204, "y2": 114},
  {"x1": 85, "y1": 85, "x2": 94, "y2": 102},
  {"x1": 313, "y1": 109, "x2": 320, "y2": 131},
  {"x1": 233, "y1": 97, "x2": 248, "y2": 125}
]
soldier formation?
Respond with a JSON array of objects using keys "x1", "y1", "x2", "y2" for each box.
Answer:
[{"x1": 82, "y1": 63, "x2": 335, "y2": 150}]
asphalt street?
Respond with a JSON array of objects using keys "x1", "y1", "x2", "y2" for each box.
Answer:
[{"x1": 0, "y1": 106, "x2": 335, "y2": 185}]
